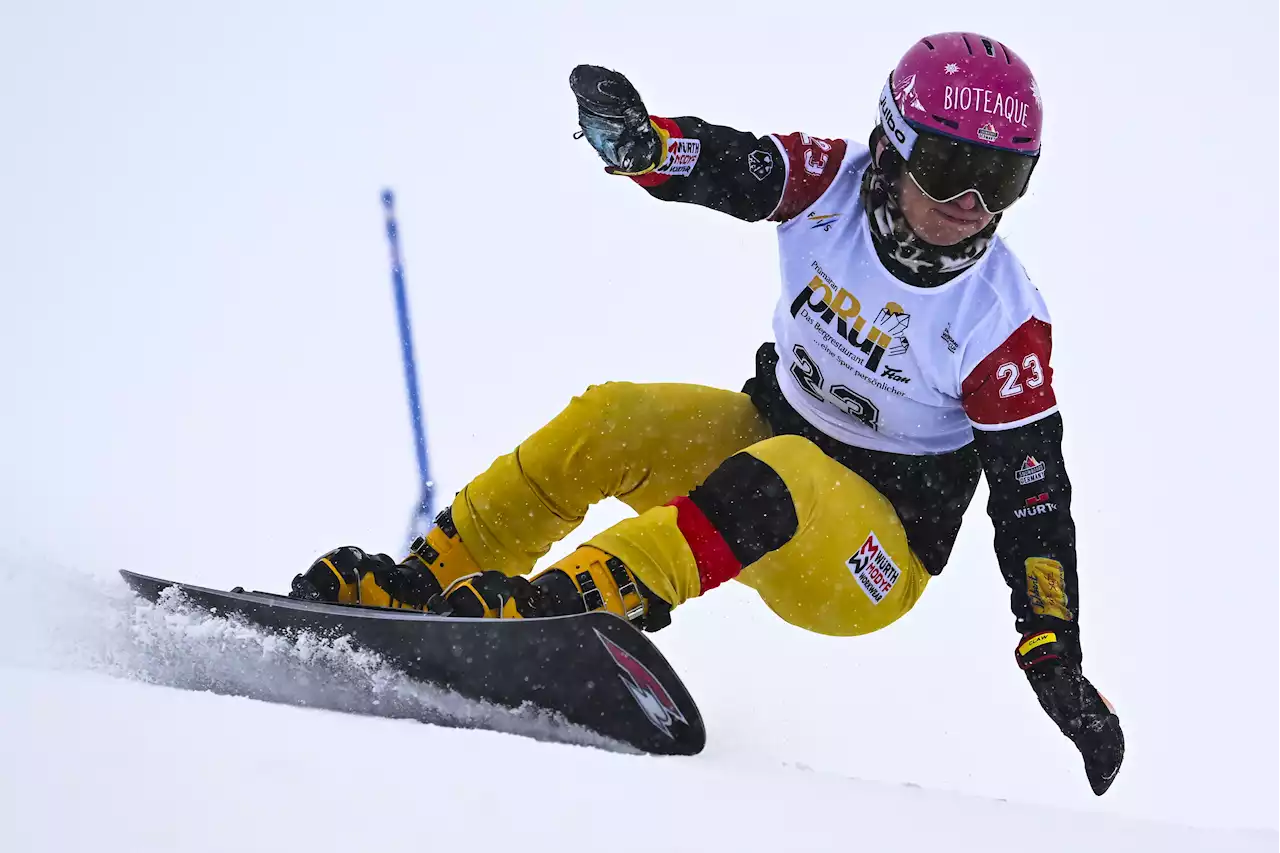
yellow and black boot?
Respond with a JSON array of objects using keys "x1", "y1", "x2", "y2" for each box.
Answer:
[
  {"x1": 435, "y1": 545, "x2": 672, "y2": 632},
  {"x1": 289, "y1": 508, "x2": 483, "y2": 610}
]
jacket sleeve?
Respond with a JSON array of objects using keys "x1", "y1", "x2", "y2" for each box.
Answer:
[
  {"x1": 961, "y1": 316, "x2": 1083, "y2": 661},
  {"x1": 627, "y1": 117, "x2": 847, "y2": 224},
  {"x1": 970, "y1": 415, "x2": 1081, "y2": 657}
]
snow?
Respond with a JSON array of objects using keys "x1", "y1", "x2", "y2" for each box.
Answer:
[
  {"x1": 1, "y1": 561, "x2": 1272, "y2": 853},
  {"x1": 1, "y1": 1, "x2": 1276, "y2": 850}
]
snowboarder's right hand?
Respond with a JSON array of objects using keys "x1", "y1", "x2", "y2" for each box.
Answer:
[
  {"x1": 570, "y1": 65, "x2": 664, "y2": 175},
  {"x1": 1016, "y1": 628, "x2": 1125, "y2": 796}
]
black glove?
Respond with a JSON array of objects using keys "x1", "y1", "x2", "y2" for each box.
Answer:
[
  {"x1": 1016, "y1": 627, "x2": 1125, "y2": 796},
  {"x1": 569, "y1": 65, "x2": 663, "y2": 174}
]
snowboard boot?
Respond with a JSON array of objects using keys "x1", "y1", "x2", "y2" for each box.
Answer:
[
  {"x1": 435, "y1": 545, "x2": 672, "y2": 632},
  {"x1": 289, "y1": 508, "x2": 483, "y2": 611}
]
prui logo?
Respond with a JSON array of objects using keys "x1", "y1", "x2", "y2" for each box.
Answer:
[
  {"x1": 1016, "y1": 456, "x2": 1046, "y2": 486},
  {"x1": 846, "y1": 532, "x2": 902, "y2": 605},
  {"x1": 789, "y1": 266, "x2": 910, "y2": 373},
  {"x1": 594, "y1": 629, "x2": 687, "y2": 739}
]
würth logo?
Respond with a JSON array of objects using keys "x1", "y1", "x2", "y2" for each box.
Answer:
[
  {"x1": 595, "y1": 629, "x2": 686, "y2": 739},
  {"x1": 1014, "y1": 500, "x2": 1057, "y2": 519},
  {"x1": 846, "y1": 531, "x2": 902, "y2": 605},
  {"x1": 654, "y1": 138, "x2": 701, "y2": 177}
]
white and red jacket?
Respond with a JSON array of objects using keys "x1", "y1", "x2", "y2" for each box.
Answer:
[{"x1": 626, "y1": 116, "x2": 1080, "y2": 646}]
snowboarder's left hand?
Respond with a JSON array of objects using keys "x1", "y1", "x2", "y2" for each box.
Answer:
[
  {"x1": 1016, "y1": 628, "x2": 1125, "y2": 796},
  {"x1": 569, "y1": 65, "x2": 664, "y2": 175}
]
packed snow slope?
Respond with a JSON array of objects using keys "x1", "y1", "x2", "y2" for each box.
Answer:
[
  {"x1": 2, "y1": 1, "x2": 1277, "y2": 850},
  {"x1": 0, "y1": 560, "x2": 1272, "y2": 853}
]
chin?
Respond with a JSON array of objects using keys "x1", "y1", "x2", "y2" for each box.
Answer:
[
  {"x1": 920, "y1": 226, "x2": 970, "y2": 247},
  {"x1": 923, "y1": 217, "x2": 984, "y2": 246}
]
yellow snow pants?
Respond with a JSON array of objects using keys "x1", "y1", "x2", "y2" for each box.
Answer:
[{"x1": 451, "y1": 382, "x2": 930, "y2": 636}]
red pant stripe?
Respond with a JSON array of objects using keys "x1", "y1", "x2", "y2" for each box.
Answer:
[{"x1": 668, "y1": 496, "x2": 742, "y2": 594}]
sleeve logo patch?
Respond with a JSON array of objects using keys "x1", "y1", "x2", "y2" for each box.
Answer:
[
  {"x1": 747, "y1": 148, "x2": 774, "y2": 181},
  {"x1": 846, "y1": 532, "x2": 901, "y2": 604},
  {"x1": 654, "y1": 138, "x2": 701, "y2": 177},
  {"x1": 1016, "y1": 455, "x2": 1046, "y2": 485}
]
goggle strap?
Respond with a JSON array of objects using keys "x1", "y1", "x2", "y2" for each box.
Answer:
[{"x1": 878, "y1": 78, "x2": 918, "y2": 161}]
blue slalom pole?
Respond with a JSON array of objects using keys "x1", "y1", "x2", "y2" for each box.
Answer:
[{"x1": 381, "y1": 189, "x2": 434, "y2": 549}]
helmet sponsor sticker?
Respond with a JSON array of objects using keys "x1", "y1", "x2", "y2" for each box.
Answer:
[
  {"x1": 943, "y1": 86, "x2": 1031, "y2": 127},
  {"x1": 878, "y1": 79, "x2": 919, "y2": 159}
]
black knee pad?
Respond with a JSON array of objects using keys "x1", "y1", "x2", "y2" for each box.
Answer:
[{"x1": 688, "y1": 452, "x2": 799, "y2": 566}]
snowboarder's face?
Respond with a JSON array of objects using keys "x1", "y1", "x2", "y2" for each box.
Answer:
[{"x1": 897, "y1": 174, "x2": 993, "y2": 246}]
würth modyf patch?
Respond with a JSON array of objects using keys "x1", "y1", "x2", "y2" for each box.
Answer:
[
  {"x1": 654, "y1": 138, "x2": 701, "y2": 177},
  {"x1": 846, "y1": 532, "x2": 902, "y2": 604}
]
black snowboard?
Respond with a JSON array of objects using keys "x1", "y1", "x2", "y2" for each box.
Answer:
[{"x1": 119, "y1": 570, "x2": 704, "y2": 755}]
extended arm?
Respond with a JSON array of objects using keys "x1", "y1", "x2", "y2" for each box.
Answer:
[
  {"x1": 570, "y1": 65, "x2": 844, "y2": 223},
  {"x1": 963, "y1": 316, "x2": 1124, "y2": 796}
]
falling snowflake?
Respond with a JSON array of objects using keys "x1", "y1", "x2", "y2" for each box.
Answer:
[
  {"x1": 1030, "y1": 78, "x2": 1042, "y2": 108},
  {"x1": 944, "y1": 63, "x2": 960, "y2": 75}
]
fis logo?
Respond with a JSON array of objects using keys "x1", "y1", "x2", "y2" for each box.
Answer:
[
  {"x1": 595, "y1": 628, "x2": 687, "y2": 739},
  {"x1": 807, "y1": 212, "x2": 841, "y2": 231},
  {"x1": 846, "y1": 532, "x2": 902, "y2": 605},
  {"x1": 790, "y1": 266, "x2": 910, "y2": 373},
  {"x1": 1016, "y1": 455, "x2": 1046, "y2": 486}
]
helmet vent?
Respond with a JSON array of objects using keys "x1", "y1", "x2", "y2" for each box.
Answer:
[
  {"x1": 922, "y1": 38, "x2": 935, "y2": 50},
  {"x1": 1012, "y1": 136, "x2": 1036, "y2": 144},
  {"x1": 1000, "y1": 43, "x2": 1013, "y2": 64},
  {"x1": 961, "y1": 35, "x2": 974, "y2": 55},
  {"x1": 931, "y1": 115, "x2": 960, "y2": 130},
  {"x1": 981, "y1": 38, "x2": 995, "y2": 57}
]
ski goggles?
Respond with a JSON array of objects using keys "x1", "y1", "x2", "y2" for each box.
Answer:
[{"x1": 878, "y1": 79, "x2": 1038, "y2": 214}]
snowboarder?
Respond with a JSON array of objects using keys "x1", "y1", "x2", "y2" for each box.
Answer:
[{"x1": 291, "y1": 32, "x2": 1124, "y2": 793}]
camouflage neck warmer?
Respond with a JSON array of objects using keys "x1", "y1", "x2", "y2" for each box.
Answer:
[{"x1": 861, "y1": 161, "x2": 999, "y2": 288}]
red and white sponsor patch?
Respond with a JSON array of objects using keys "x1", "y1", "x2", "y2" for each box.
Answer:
[
  {"x1": 1016, "y1": 455, "x2": 1046, "y2": 485},
  {"x1": 654, "y1": 138, "x2": 701, "y2": 177},
  {"x1": 846, "y1": 532, "x2": 902, "y2": 605}
]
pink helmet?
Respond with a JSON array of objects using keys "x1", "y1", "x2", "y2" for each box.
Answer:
[{"x1": 878, "y1": 32, "x2": 1043, "y2": 212}]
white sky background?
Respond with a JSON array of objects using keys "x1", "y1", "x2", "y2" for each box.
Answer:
[{"x1": 1, "y1": 0, "x2": 1276, "y2": 832}]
